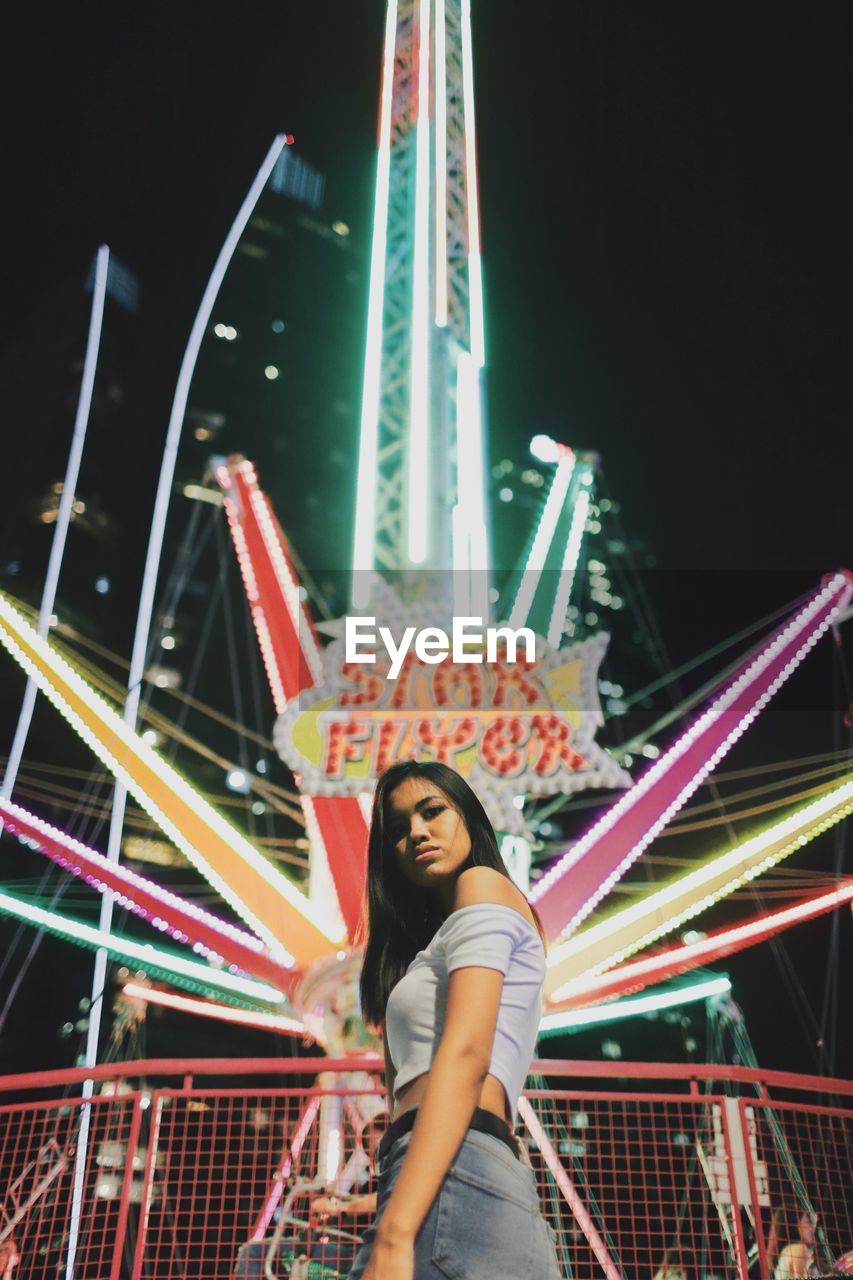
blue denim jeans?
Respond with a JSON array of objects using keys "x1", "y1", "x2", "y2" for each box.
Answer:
[{"x1": 346, "y1": 1124, "x2": 562, "y2": 1278}]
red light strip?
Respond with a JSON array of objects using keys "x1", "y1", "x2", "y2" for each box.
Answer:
[
  {"x1": 122, "y1": 981, "x2": 306, "y2": 1034},
  {"x1": 218, "y1": 458, "x2": 323, "y2": 707},
  {"x1": 301, "y1": 795, "x2": 369, "y2": 941},
  {"x1": 550, "y1": 880, "x2": 853, "y2": 1010}
]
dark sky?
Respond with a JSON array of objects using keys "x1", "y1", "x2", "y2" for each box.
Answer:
[{"x1": 0, "y1": 3, "x2": 850, "y2": 1077}]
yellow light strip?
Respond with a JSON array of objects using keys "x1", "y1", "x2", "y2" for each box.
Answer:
[
  {"x1": 0, "y1": 593, "x2": 346, "y2": 964},
  {"x1": 546, "y1": 778, "x2": 853, "y2": 999}
]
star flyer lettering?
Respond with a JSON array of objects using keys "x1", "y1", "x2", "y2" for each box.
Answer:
[{"x1": 273, "y1": 600, "x2": 631, "y2": 836}]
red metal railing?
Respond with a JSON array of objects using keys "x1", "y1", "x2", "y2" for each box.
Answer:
[{"x1": 0, "y1": 1059, "x2": 850, "y2": 1279}]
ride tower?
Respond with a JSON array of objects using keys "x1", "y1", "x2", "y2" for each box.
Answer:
[{"x1": 352, "y1": 0, "x2": 490, "y2": 619}]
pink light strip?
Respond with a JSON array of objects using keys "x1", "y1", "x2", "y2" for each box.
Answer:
[
  {"x1": 531, "y1": 572, "x2": 852, "y2": 939},
  {"x1": 551, "y1": 880, "x2": 853, "y2": 1010},
  {"x1": 122, "y1": 982, "x2": 305, "y2": 1034},
  {"x1": 250, "y1": 1095, "x2": 322, "y2": 1241},
  {"x1": 517, "y1": 1097, "x2": 622, "y2": 1280},
  {"x1": 0, "y1": 798, "x2": 296, "y2": 995}
]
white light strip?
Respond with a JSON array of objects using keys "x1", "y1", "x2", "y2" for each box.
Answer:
[
  {"x1": 408, "y1": 0, "x2": 432, "y2": 565},
  {"x1": 434, "y1": 0, "x2": 448, "y2": 326},
  {"x1": 461, "y1": 0, "x2": 485, "y2": 367},
  {"x1": 2, "y1": 245, "x2": 110, "y2": 810},
  {"x1": 352, "y1": 0, "x2": 399, "y2": 608},
  {"x1": 547, "y1": 483, "x2": 591, "y2": 649},
  {"x1": 122, "y1": 983, "x2": 304, "y2": 1033},
  {"x1": 0, "y1": 890, "x2": 284, "y2": 1005},
  {"x1": 540, "y1": 976, "x2": 731, "y2": 1033},
  {"x1": 508, "y1": 452, "x2": 576, "y2": 629}
]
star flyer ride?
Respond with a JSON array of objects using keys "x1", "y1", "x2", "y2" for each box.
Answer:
[{"x1": 0, "y1": 2, "x2": 851, "y2": 1268}]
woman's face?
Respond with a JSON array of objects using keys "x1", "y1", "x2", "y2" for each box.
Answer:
[{"x1": 385, "y1": 777, "x2": 472, "y2": 902}]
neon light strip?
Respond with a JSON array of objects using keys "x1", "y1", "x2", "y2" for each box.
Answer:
[
  {"x1": 250, "y1": 1097, "x2": 322, "y2": 1242},
  {"x1": 0, "y1": 798, "x2": 295, "y2": 993},
  {"x1": 553, "y1": 881, "x2": 853, "y2": 1009},
  {"x1": 532, "y1": 573, "x2": 853, "y2": 938},
  {"x1": 352, "y1": 0, "x2": 398, "y2": 607},
  {"x1": 539, "y1": 975, "x2": 731, "y2": 1035},
  {"x1": 508, "y1": 450, "x2": 576, "y2": 629},
  {"x1": 0, "y1": 594, "x2": 344, "y2": 960},
  {"x1": 547, "y1": 482, "x2": 591, "y2": 649},
  {"x1": 452, "y1": 350, "x2": 489, "y2": 616},
  {"x1": 57, "y1": 150, "x2": 299, "y2": 1280},
  {"x1": 518, "y1": 1097, "x2": 622, "y2": 1280},
  {"x1": 122, "y1": 982, "x2": 304, "y2": 1034},
  {"x1": 547, "y1": 778, "x2": 853, "y2": 998},
  {"x1": 0, "y1": 889, "x2": 284, "y2": 1006},
  {"x1": 250, "y1": 485, "x2": 324, "y2": 685},
  {"x1": 434, "y1": 0, "x2": 448, "y2": 326},
  {"x1": 221, "y1": 483, "x2": 289, "y2": 715},
  {"x1": 460, "y1": 0, "x2": 485, "y2": 367},
  {"x1": 408, "y1": 0, "x2": 432, "y2": 565},
  {"x1": 2, "y1": 245, "x2": 110, "y2": 811}
]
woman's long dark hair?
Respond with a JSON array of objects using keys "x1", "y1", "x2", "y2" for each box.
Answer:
[{"x1": 357, "y1": 761, "x2": 547, "y2": 1030}]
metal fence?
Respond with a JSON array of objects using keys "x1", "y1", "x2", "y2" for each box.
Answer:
[{"x1": 0, "y1": 1058, "x2": 850, "y2": 1279}]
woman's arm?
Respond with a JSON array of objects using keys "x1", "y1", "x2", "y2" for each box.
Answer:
[{"x1": 370, "y1": 868, "x2": 509, "y2": 1251}]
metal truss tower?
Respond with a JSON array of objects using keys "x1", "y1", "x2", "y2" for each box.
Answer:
[{"x1": 352, "y1": 0, "x2": 490, "y2": 616}]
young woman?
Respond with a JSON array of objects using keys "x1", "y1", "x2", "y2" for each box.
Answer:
[{"x1": 345, "y1": 760, "x2": 562, "y2": 1280}]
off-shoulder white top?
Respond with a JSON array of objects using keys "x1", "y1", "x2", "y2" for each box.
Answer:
[{"x1": 384, "y1": 902, "x2": 546, "y2": 1123}]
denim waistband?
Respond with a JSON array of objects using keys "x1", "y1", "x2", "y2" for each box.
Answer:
[{"x1": 377, "y1": 1104, "x2": 521, "y2": 1166}]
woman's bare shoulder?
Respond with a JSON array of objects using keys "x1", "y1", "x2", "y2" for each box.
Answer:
[{"x1": 453, "y1": 866, "x2": 536, "y2": 929}]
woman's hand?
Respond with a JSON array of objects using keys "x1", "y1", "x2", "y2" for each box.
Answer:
[{"x1": 361, "y1": 1229, "x2": 415, "y2": 1280}]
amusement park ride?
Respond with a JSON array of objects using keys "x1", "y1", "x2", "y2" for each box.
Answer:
[{"x1": 0, "y1": 2, "x2": 851, "y2": 1277}]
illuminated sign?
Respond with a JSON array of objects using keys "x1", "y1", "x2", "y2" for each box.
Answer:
[{"x1": 275, "y1": 591, "x2": 629, "y2": 834}]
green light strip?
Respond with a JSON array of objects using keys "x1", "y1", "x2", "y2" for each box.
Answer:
[
  {"x1": 538, "y1": 975, "x2": 731, "y2": 1036},
  {"x1": 0, "y1": 888, "x2": 284, "y2": 1009}
]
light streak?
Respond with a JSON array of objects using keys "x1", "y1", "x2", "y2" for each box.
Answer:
[
  {"x1": 546, "y1": 778, "x2": 853, "y2": 998},
  {"x1": 0, "y1": 797, "x2": 294, "y2": 992},
  {"x1": 250, "y1": 486, "x2": 324, "y2": 685},
  {"x1": 508, "y1": 450, "x2": 576, "y2": 629},
  {"x1": 531, "y1": 572, "x2": 853, "y2": 938},
  {"x1": 452, "y1": 350, "x2": 490, "y2": 616},
  {"x1": 434, "y1": 0, "x2": 448, "y2": 326},
  {"x1": 552, "y1": 880, "x2": 853, "y2": 1009},
  {"x1": 539, "y1": 975, "x2": 731, "y2": 1035},
  {"x1": 122, "y1": 983, "x2": 305, "y2": 1034},
  {"x1": 547, "y1": 481, "x2": 592, "y2": 649},
  {"x1": 2, "y1": 245, "x2": 110, "y2": 810},
  {"x1": 0, "y1": 889, "x2": 284, "y2": 1007},
  {"x1": 352, "y1": 0, "x2": 398, "y2": 607},
  {"x1": 0, "y1": 592, "x2": 345, "y2": 962},
  {"x1": 408, "y1": 0, "x2": 432, "y2": 565},
  {"x1": 461, "y1": 0, "x2": 485, "y2": 366}
]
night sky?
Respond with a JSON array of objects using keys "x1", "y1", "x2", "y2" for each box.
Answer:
[{"x1": 1, "y1": 3, "x2": 850, "y2": 1078}]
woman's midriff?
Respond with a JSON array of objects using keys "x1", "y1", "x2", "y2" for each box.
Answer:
[{"x1": 392, "y1": 1069, "x2": 511, "y2": 1125}]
